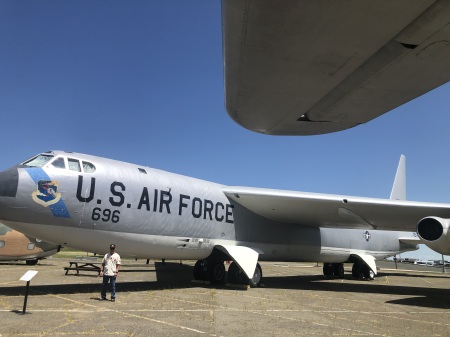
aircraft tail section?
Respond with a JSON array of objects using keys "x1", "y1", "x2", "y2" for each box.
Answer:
[{"x1": 390, "y1": 155, "x2": 406, "y2": 201}]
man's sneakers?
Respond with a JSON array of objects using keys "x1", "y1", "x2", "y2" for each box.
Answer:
[{"x1": 100, "y1": 296, "x2": 115, "y2": 302}]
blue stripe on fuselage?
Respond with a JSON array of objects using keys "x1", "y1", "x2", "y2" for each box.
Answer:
[{"x1": 24, "y1": 168, "x2": 70, "y2": 218}]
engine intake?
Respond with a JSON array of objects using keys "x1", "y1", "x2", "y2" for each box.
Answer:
[{"x1": 417, "y1": 217, "x2": 450, "y2": 255}]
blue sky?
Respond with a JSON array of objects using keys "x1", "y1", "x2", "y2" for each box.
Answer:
[{"x1": 1, "y1": 1, "x2": 449, "y2": 260}]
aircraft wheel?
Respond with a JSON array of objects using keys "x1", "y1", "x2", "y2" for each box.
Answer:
[
  {"x1": 227, "y1": 262, "x2": 248, "y2": 284},
  {"x1": 249, "y1": 263, "x2": 263, "y2": 288},
  {"x1": 26, "y1": 259, "x2": 38, "y2": 266},
  {"x1": 227, "y1": 262, "x2": 239, "y2": 284},
  {"x1": 363, "y1": 266, "x2": 375, "y2": 280},
  {"x1": 352, "y1": 262, "x2": 364, "y2": 279},
  {"x1": 332, "y1": 263, "x2": 344, "y2": 278},
  {"x1": 323, "y1": 263, "x2": 333, "y2": 276},
  {"x1": 194, "y1": 260, "x2": 208, "y2": 280},
  {"x1": 209, "y1": 261, "x2": 226, "y2": 283}
]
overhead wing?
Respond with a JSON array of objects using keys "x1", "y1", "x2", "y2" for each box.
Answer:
[
  {"x1": 222, "y1": 186, "x2": 450, "y2": 231},
  {"x1": 222, "y1": 0, "x2": 450, "y2": 135}
]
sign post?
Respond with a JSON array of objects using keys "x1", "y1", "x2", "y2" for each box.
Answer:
[{"x1": 19, "y1": 270, "x2": 38, "y2": 314}]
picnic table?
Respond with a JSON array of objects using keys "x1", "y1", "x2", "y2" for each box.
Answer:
[{"x1": 64, "y1": 260, "x2": 102, "y2": 275}]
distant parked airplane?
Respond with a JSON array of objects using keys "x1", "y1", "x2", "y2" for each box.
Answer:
[{"x1": 0, "y1": 223, "x2": 60, "y2": 265}]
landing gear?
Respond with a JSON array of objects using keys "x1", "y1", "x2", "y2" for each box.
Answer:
[
  {"x1": 333, "y1": 263, "x2": 345, "y2": 278},
  {"x1": 352, "y1": 261, "x2": 375, "y2": 280},
  {"x1": 228, "y1": 262, "x2": 247, "y2": 284},
  {"x1": 351, "y1": 262, "x2": 364, "y2": 278},
  {"x1": 194, "y1": 260, "x2": 263, "y2": 287},
  {"x1": 249, "y1": 263, "x2": 262, "y2": 288},
  {"x1": 194, "y1": 260, "x2": 207, "y2": 280},
  {"x1": 26, "y1": 259, "x2": 38, "y2": 266},
  {"x1": 363, "y1": 266, "x2": 375, "y2": 280},
  {"x1": 210, "y1": 261, "x2": 226, "y2": 283},
  {"x1": 323, "y1": 263, "x2": 344, "y2": 278},
  {"x1": 193, "y1": 260, "x2": 226, "y2": 283},
  {"x1": 323, "y1": 263, "x2": 333, "y2": 276},
  {"x1": 228, "y1": 262, "x2": 262, "y2": 287}
]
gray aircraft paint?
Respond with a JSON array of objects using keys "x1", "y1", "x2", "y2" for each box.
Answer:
[{"x1": 0, "y1": 151, "x2": 419, "y2": 273}]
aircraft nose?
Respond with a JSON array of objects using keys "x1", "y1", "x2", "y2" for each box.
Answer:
[{"x1": 0, "y1": 167, "x2": 19, "y2": 197}]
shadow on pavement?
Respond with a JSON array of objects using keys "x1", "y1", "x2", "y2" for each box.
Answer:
[
  {"x1": 261, "y1": 273, "x2": 450, "y2": 309},
  {"x1": 2, "y1": 262, "x2": 449, "y2": 309},
  {"x1": 0, "y1": 262, "x2": 194, "y2": 296}
]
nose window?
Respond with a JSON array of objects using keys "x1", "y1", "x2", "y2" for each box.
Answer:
[{"x1": 23, "y1": 154, "x2": 54, "y2": 167}]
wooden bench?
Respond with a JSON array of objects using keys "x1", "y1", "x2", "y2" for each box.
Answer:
[{"x1": 64, "y1": 261, "x2": 102, "y2": 275}]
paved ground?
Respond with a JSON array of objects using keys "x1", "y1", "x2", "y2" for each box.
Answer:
[{"x1": 1, "y1": 258, "x2": 450, "y2": 337}]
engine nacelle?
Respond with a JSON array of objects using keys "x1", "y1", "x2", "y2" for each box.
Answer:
[{"x1": 417, "y1": 217, "x2": 450, "y2": 255}]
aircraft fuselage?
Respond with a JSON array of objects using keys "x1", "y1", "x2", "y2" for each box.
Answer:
[{"x1": 0, "y1": 151, "x2": 416, "y2": 265}]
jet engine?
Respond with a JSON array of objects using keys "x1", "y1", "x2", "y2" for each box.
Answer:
[{"x1": 417, "y1": 217, "x2": 450, "y2": 255}]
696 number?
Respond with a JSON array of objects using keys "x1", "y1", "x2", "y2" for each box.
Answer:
[{"x1": 92, "y1": 208, "x2": 120, "y2": 223}]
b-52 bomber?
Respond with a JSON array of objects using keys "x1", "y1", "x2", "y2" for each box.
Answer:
[
  {"x1": 1, "y1": 151, "x2": 448, "y2": 286},
  {"x1": 223, "y1": 0, "x2": 450, "y2": 135}
]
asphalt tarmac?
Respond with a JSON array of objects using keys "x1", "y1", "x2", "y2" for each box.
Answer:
[{"x1": 1, "y1": 258, "x2": 449, "y2": 337}]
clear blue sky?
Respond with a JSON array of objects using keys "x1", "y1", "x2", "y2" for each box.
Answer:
[{"x1": 1, "y1": 1, "x2": 449, "y2": 260}]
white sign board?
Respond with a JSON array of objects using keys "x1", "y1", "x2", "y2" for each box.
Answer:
[{"x1": 20, "y1": 270, "x2": 38, "y2": 282}]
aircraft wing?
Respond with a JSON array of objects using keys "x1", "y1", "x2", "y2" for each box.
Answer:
[
  {"x1": 222, "y1": 0, "x2": 450, "y2": 135},
  {"x1": 222, "y1": 187, "x2": 450, "y2": 231}
]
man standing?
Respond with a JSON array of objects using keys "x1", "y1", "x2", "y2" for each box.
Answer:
[{"x1": 100, "y1": 244, "x2": 121, "y2": 302}]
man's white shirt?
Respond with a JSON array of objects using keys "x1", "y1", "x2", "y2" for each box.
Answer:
[{"x1": 102, "y1": 252, "x2": 121, "y2": 276}]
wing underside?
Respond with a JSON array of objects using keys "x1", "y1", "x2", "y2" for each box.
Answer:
[
  {"x1": 222, "y1": 187, "x2": 450, "y2": 231},
  {"x1": 223, "y1": 0, "x2": 450, "y2": 135}
]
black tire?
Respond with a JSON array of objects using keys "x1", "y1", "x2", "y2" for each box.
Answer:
[
  {"x1": 209, "y1": 261, "x2": 226, "y2": 283},
  {"x1": 249, "y1": 263, "x2": 262, "y2": 288},
  {"x1": 323, "y1": 263, "x2": 333, "y2": 276},
  {"x1": 227, "y1": 262, "x2": 240, "y2": 284},
  {"x1": 194, "y1": 260, "x2": 207, "y2": 280},
  {"x1": 363, "y1": 266, "x2": 375, "y2": 280},
  {"x1": 26, "y1": 259, "x2": 38, "y2": 266},
  {"x1": 227, "y1": 262, "x2": 249, "y2": 284},
  {"x1": 352, "y1": 262, "x2": 364, "y2": 279},
  {"x1": 333, "y1": 263, "x2": 344, "y2": 278}
]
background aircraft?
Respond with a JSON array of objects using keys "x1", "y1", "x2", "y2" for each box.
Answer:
[
  {"x1": 0, "y1": 223, "x2": 60, "y2": 265},
  {"x1": 223, "y1": 0, "x2": 450, "y2": 135},
  {"x1": 0, "y1": 150, "x2": 442, "y2": 286}
]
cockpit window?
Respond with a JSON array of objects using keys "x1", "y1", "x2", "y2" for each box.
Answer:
[
  {"x1": 68, "y1": 158, "x2": 81, "y2": 172},
  {"x1": 51, "y1": 157, "x2": 66, "y2": 169},
  {"x1": 23, "y1": 154, "x2": 54, "y2": 167},
  {"x1": 82, "y1": 161, "x2": 96, "y2": 173},
  {"x1": 22, "y1": 153, "x2": 96, "y2": 173}
]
